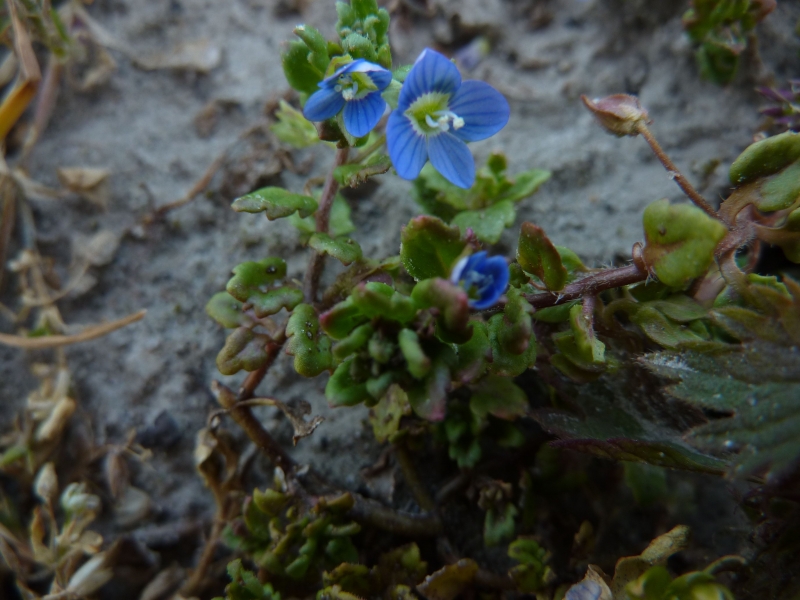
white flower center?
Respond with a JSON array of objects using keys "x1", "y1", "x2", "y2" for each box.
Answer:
[
  {"x1": 335, "y1": 74, "x2": 360, "y2": 101},
  {"x1": 424, "y1": 110, "x2": 465, "y2": 133}
]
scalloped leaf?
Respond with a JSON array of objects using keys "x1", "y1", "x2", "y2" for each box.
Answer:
[
  {"x1": 285, "y1": 304, "x2": 332, "y2": 377},
  {"x1": 411, "y1": 278, "x2": 471, "y2": 344},
  {"x1": 216, "y1": 328, "x2": 271, "y2": 376},
  {"x1": 401, "y1": 216, "x2": 466, "y2": 281},
  {"x1": 470, "y1": 375, "x2": 528, "y2": 421},
  {"x1": 642, "y1": 199, "x2": 727, "y2": 288},
  {"x1": 326, "y1": 357, "x2": 371, "y2": 407},
  {"x1": 308, "y1": 233, "x2": 362, "y2": 265},
  {"x1": 451, "y1": 200, "x2": 515, "y2": 244},
  {"x1": 498, "y1": 169, "x2": 551, "y2": 204},
  {"x1": 351, "y1": 282, "x2": 416, "y2": 323},
  {"x1": 643, "y1": 340, "x2": 800, "y2": 482},
  {"x1": 232, "y1": 187, "x2": 318, "y2": 220},
  {"x1": 517, "y1": 222, "x2": 568, "y2": 291},
  {"x1": 334, "y1": 153, "x2": 392, "y2": 187},
  {"x1": 281, "y1": 39, "x2": 324, "y2": 95},
  {"x1": 206, "y1": 292, "x2": 251, "y2": 329},
  {"x1": 533, "y1": 363, "x2": 727, "y2": 474},
  {"x1": 320, "y1": 297, "x2": 370, "y2": 340}
]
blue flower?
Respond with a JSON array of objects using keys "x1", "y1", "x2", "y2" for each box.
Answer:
[
  {"x1": 450, "y1": 251, "x2": 509, "y2": 309},
  {"x1": 386, "y1": 48, "x2": 509, "y2": 189},
  {"x1": 303, "y1": 59, "x2": 392, "y2": 138}
]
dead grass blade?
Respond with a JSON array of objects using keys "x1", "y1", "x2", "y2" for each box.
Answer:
[
  {"x1": 0, "y1": 309, "x2": 146, "y2": 349},
  {"x1": 0, "y1": 0, "x2": 42, "y2": 141}
]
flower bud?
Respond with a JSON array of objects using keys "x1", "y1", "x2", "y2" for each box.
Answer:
[{"x1": 581, "y1": 94, "x2": 650, "y2": 137}]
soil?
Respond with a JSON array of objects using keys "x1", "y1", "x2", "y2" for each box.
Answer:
[{"x1": 1, "y1": 0, "x2": 799, "y2": 598}]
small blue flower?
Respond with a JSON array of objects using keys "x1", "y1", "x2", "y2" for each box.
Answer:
[
  {"x1": 450, "y1": 251, "x2": 509, "y2": 310},
  {"x1": 303, "y1": 59, "x2": 392, "y2": 138},
  {"x1": 386, "y1": 48, "x2": 510, "y2": 189}
]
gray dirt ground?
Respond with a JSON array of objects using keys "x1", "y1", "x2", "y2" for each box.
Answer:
[{"x1": 1, "y1": 0, "x2": 799, "y2": 589}]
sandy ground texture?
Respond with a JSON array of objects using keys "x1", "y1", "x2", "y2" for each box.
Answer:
[{"x1": 1, "y1": 0, "x2": 799, "y2": 594}]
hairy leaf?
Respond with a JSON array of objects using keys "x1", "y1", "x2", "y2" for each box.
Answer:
[
  {"x1": 285, "y1": 304, "x2": 332, "y2": 377},
  {"x1": 309, "y1": 233, "x2": 362, "y2": 265},
  {"x1": 643, "y1": 340, "x2": 800, "y2": 482},
  {"x1": 517, "y1": 222, "x2": 568, "y2": 291},
  {"x1": 232, "y1": 187, "x2": 318, "y2": 220},
  {"x1": 642, "y1": 199, "x2": 727, "y2": 288},
  {"x1": 400, "y1": 216, "x2": 466, "y2": 281}
]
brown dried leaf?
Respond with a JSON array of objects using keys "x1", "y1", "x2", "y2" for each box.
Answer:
[
  {"x1": 114, "y1": 486, "x2": 151, "y2": 528},
  {"x1": 57, "y1": 167, "x2": 111, "y2": 209},
  {"x1": 34, "y1": 397, "x2": 76, "y2": 444},
  {"x1": 251, "y1": 397, "x2": 324, "y2": 445},
  {"x1": 34, "y1": 462, "x2": 59, "y2": 506},
  {"x1": 417, "y1": 558, "x2": 479, "y2": 600},
  {"x1": 135, "y1": 40, "x2": 222, "y2": 73},
  {"x1": 138, "y1": 563, "x2": 186, "y2": 600}
]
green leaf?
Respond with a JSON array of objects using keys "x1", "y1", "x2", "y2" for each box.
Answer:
[
  {"x1": 643, "y1": 341, "x2": 800, "y2": 482},
  {"x1": 507, "y1": 538, "x2": 552, "y2": 593},
  {"x1": 224, "y1": 259, "x2": 301, "y2": 318},
  {"x1": 216, "y1": 328, "x2": 271, "y2": 376},
  {"x1": 351, "y1": 282, "x2": 417, "y2": 323},
  {"x1": 332, "y1": 323, "x2": 373, "y2": 361},
  {"x1": 624, "y1": 462, "x2": 668, "y2": 507},
  {"x1": 232, "y1": 187, "x2": 318, "y2": 220},
  {"x1": 729, "y1": 130, "x2": 800, "y2": 186},
  {"x1": 398, "y1": 329, "x2": 431, "y2": 379},
  {"x1": 293, "y1": 24, "x2": 329, "y2": 74},
  {"x1": 281, "y1": 40, "x2": 324, "y2": 95},
  {"x1": 369, "y1": 384, "x2": 412, "y2": 443},
  {"x1": 334, "y1": 153, "x2": 392, "y2": 187},
  {"x1": 500, "y1": 288, "x2": 535, "y2": 355},
  {"x1": 451, "y1": 200, "x2": 515, "y2": 244},
  {"x1": 411, "y1": 278, "x2": 472, "y2": 344},
  {"x1": 226, "y1": 258, "x2": 287, "y2": 302},
  {"x1": 642, "y1": 199, "x2": 727, "y2": 288},
  {"x1": 401, "y1": 216, "x2": 466, "y2": 280},
  {"x1": 285, "y1": 304, "x2": 333, "y2": 377},
  {"x1": 320, "y1": 297, "x2": 370, "y2": 340},
  {"x1": 484, "y1": 503, "x2": 517, "y2": 547},
  {"x1": 270, "y1": 100, "x2": 319, "y2": 148},
  {"x1": 308, "y1": 233, "x2": 362, "y2": 265},
  {"x1": 407, "y1": 350, "x2": 454, "y2": 421},
  {"x1": 470, "y1": 376, "x2": 528, "y2": 420},
  {"x1": 611, "y1": 526, "x2": 690, "y2": 599},
  {"x1": 497, "y1": 169, "x2": 551, "y2": 203},
  {"x1": 487, "y1": 311, "x2": 537, "y2": 377},
  {"x1": 517, "y1": 222, "x2": 568, "y2": 291},
  {"x1": 326, "y1": 357, "x2": 371, "y2": 407},
  {"x1": 416, "y1": 559, "x2": 478, "y2": 600},
  {"x1": 630, "y1": 305, "x2": 709, "y2": 349},
  {"x1": 452, "y1": 320, "x2": 490, "y2": 381},
  {"x1": 206, "y1": 292, "x2": 250, "y2": 328},
  {"x1": 533, "y1": 363, "x2": 727, "y2": 474},
  {"x1": 249, "y1": 287, "x2": 304, "y2": 319}
]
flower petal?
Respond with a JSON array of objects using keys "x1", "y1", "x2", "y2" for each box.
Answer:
[
  {"x1": 344, "y1": 61, "x2": 393, "y2": 90},
  {"x1": 471, "y1": 256, "x2": 509, "y2": 309},
  {"x1": 398, "y1": 48, "x2": 462, "y2": 110},
  {"x1": 448, "y1": 80, "x2": 510, "y2": 142},
  {"x1": 303, "y1": 87, "x2": 345, "y2": 122},
  {"x1": 427, "y1": 132, "x2": 475, "y2": 189},
  {"x1": 343, "y1": 92, "x2": 386, "y2": 138},
  {"x1": 387, "y1": 111, "x2": 428, "y2": 180}
]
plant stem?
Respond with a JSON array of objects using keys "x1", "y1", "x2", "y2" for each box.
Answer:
[
  {"x1": 213, "y1": 380, "x2": 296, "y2": 473},
  {"x1": 524, "y1": 263, "x2": 647, "y2": 309},
  {"x1": 303, "y1": 147, "x2": 350, "y2": 303},
  {"x1": 349, "y1": 494, "x2": 443, "y2": 537},
  {"x1": 214, "y1": 379, "x2": 443, "y2": 537},
  {"x1": 394, "y1": 442, "x2": 437, "y2": 512},
  {"x1": 636, "y1": 122, "x2": 721, "y2": 221}
]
